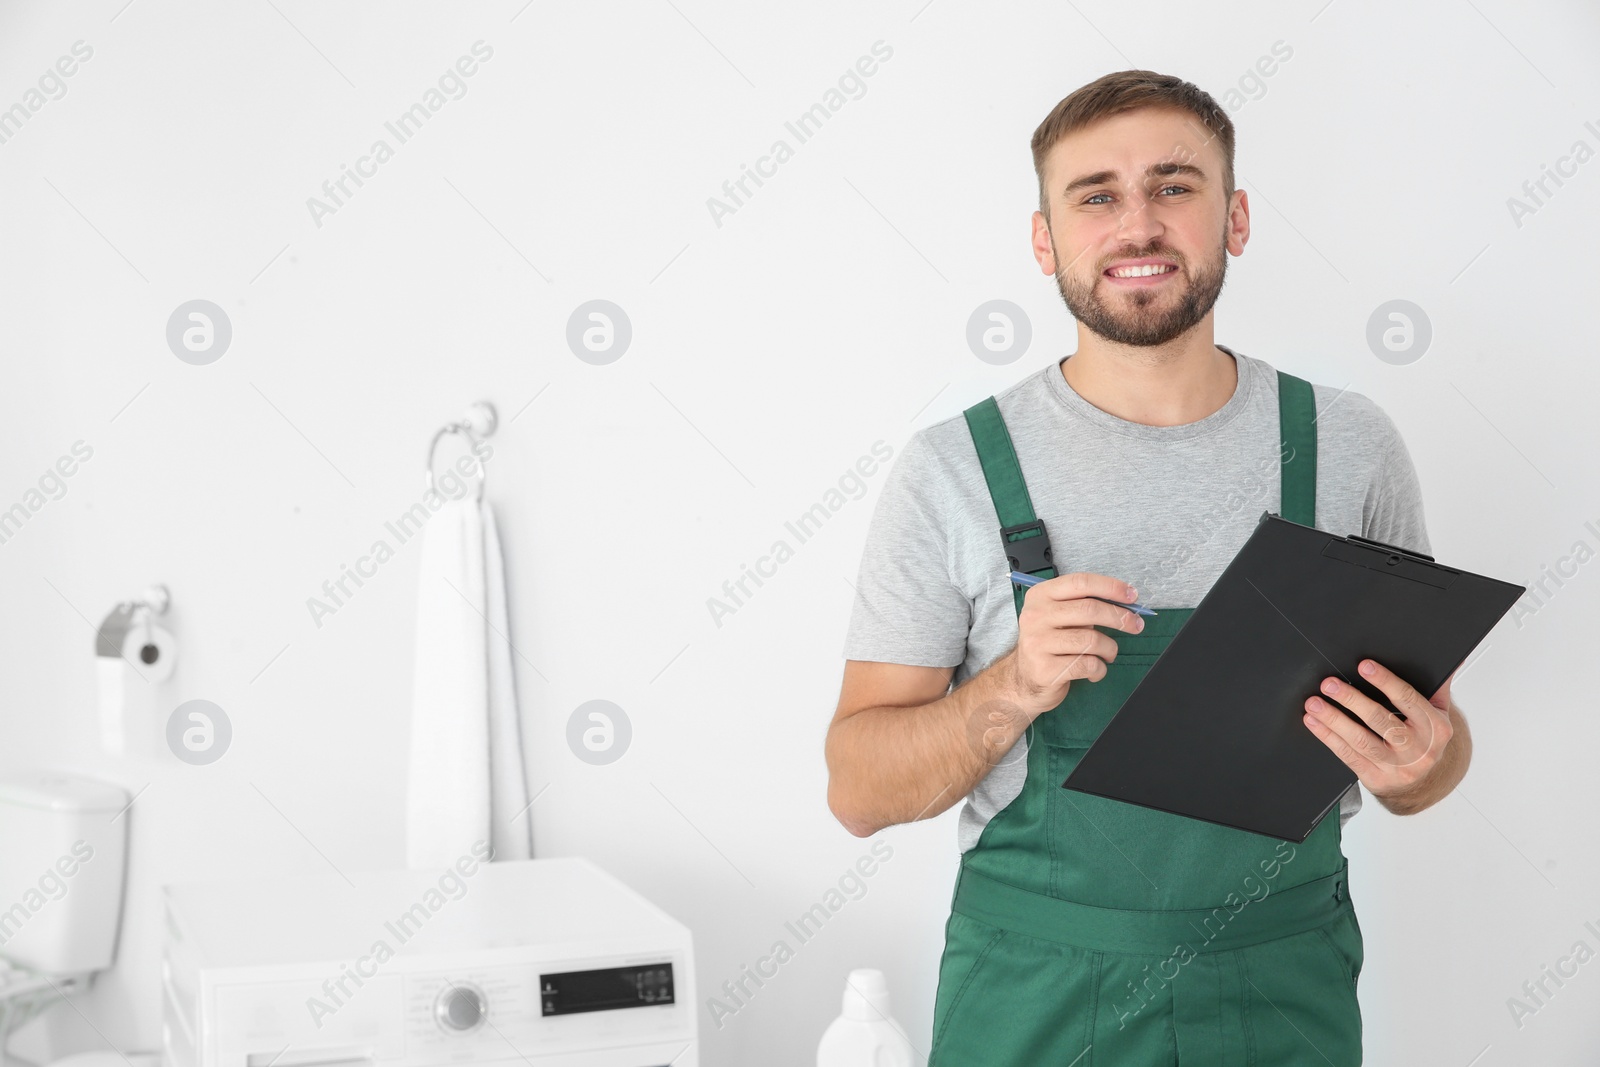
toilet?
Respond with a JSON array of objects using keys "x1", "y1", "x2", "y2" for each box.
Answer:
[{"x1": 0, "y1": 770, "x2": 147, "y2": 1067}]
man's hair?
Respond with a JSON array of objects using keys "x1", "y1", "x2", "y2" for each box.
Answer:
[{"x1": 1031, "y1": 70, "x2": 1235, "y2": 221}]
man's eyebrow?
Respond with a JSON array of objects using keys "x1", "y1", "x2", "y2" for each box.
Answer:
[{"x1": 1061, "y1": 161, "x2": 1209, "y2": 198}]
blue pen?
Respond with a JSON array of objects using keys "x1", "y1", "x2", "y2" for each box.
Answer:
[{"x1": 1008, "y1": 570, "x2": 1158, "y2": 616}]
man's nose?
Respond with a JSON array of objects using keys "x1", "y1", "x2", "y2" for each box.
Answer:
[{"x1": 1115, "y1": 191, "x2": 1164, "y2": 244}]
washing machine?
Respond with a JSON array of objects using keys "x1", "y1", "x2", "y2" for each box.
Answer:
[{"x1": 161, "y1": 855, "x2": 697, "y2": 1067}]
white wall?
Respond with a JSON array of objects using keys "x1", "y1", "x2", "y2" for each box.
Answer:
[{"x1": 1, "y1": 1, "x2": 1597, "y2": 1064}]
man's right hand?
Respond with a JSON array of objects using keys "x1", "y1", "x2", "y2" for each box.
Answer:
[
  {"x1": 826, "y1": 571, "x2": 1147, "y2": 836},
  {"x1": 1002, "y1": 571, "x2": 1146, "y2": 720}
]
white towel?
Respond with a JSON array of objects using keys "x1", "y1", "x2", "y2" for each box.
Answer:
[
  {"x1": 482, "y1": 500, "x2": 534, "y2": 861},
  {"x1": 406, "y1": 495, "x2": 533, "y2": 869}
]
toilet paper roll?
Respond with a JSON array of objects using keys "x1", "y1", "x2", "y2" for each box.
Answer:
[
  {"x1": 95, "y1": 625, "x2": 177, "y2": 756},
  {"x1": 123, "y1": 623, "x2": 177, "y2": 683}
]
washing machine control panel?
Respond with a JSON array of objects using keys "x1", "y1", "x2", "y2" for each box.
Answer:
[{"x1": 405, "y1": 956, "x2": 683, "y2": 1055}]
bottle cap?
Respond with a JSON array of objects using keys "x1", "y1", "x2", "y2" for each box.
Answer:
[{"x1": 841, "y1": 967, "x2": 891, "y2": 1020}]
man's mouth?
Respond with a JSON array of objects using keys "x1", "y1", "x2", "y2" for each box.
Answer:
[{"x1": 1103, "y1": 261, "x2": 1179, "y2": 285}]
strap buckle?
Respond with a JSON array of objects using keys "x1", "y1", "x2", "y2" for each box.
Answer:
[
  {"x1": 1000, "y1": 519, "x2": 1054, "y2": 575},
  {"x1": 1333, "y1": 879, "x2": 1347, "y2": 903}
]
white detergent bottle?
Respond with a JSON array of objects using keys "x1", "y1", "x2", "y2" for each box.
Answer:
[{"x1": 816, "y1": 968, "x2": 918, "y2": 1067}]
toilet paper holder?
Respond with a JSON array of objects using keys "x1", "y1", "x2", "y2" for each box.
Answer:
[{"x1": 95, "y1": 584, "x2": 171, "y2": 666}]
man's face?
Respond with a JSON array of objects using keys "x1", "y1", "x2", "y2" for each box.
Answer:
[{"x1": 1034, "y1": 107, "x2": 1245, "y2": 347}]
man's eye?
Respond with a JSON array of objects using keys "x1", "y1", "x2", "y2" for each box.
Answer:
[{"x1": 1084, "y1": 185, "x2": 1186, "y2": 206}]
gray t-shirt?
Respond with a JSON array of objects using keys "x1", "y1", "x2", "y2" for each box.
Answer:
[{"x1": 843, "y1": 346, "x2": 1432, "y2": 853}]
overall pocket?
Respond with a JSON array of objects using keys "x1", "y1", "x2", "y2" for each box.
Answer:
[
  {"x1": 1316, "y1": 906, "x2": 1365, "y2": 990},
  {"x1": 930, "y1": 911, "x2": 1008, "y2": 1055},
  {"x1": 1046, "y1": 649, "x2": 1161, "y2": 746},
  {"x1": 1240, "y1": 918, "x2": 1365, "y2": 1067}
]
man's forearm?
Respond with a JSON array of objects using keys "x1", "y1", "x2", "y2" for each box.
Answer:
[
  {"x1": 1378, "y1": 700, "x2": 1472, "y2": 816},
  {"x1": 826, "y1": 655, "x2": 1030, "y2": 837}
]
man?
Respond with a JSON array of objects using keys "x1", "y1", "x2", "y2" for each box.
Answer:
[{"x1": 825, "y1": 70, "x2": 1470, "y2": 1065}]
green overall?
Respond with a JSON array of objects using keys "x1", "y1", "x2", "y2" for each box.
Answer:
[{"x1": 928, "y1": 371, "x2": 1365, "y2": 1066}]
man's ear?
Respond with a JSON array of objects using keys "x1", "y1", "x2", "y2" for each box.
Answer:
[
  {"x1": 1226, "y1": 189, "x2": 1250, "y2": 256},
  {"x1": 1032, "y1": 211, "x2": 1057, "y2": 275}
]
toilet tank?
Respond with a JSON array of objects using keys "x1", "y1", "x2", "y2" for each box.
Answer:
[{"x1": 0, "y1": 770, "x2": 129, "y2": 974}]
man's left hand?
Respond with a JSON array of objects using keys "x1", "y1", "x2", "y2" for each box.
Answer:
[{"x1": 1303, "y1": 659, "x2": 1457, "y2": 804}]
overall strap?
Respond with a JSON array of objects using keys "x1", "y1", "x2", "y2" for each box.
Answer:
[
  {"x1": 964, "y1": 396, "x2": 1054, "y2": 615},
  {"x1": 966, "y1": 371, "x2": 1318, "y2": 617},
  {"x1": 1275, "y1": 370, "x2": 1318, "y2": 528}
]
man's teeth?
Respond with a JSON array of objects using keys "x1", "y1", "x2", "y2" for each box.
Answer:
[{"x1": 1108, "y1": 264, "x2": 1176, "y2": 278}]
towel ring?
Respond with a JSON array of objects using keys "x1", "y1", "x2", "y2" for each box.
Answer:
[{"x1": 425, "y1": 401, "x2": 497, "y2": 501}]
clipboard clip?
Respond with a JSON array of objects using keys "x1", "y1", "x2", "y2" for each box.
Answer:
[{"x1": 1344, "y1": 534, "x2": 1435, "y2": 564}]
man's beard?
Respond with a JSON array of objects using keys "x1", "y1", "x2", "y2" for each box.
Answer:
[{"x1": 1053, "y1": 228, "x2": 1229, "y2": 347}]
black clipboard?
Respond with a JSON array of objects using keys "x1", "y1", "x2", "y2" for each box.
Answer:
[{"x1": 1061, "y1": 511, "x2": 1525, "y2": 842}]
